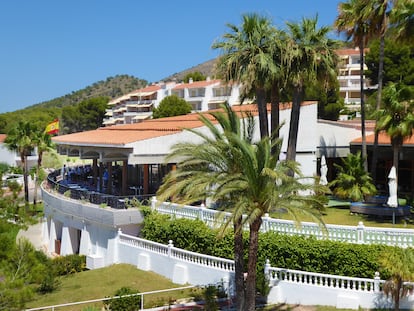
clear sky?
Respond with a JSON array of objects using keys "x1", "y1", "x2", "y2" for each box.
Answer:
[{"x1": 0, "y1": 0, "x2": 343, "y2": 113}]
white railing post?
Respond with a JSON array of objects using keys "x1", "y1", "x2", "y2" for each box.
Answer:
[
  {"x1": 357, "y1": 221, "x2": 365, "y2": 244},
  {"x1": 264, "y1": 259, "x2": 271, "y2": 281},
  {"x1": 199, "y1": 203, "x2": 205, "y2": 222},
  {"x1": 374, "y1": 271, "x2": 380, "y2": 292},
  {"x1": 168, "y1": 240, "x2": 173, "y2": 257},
  {"x1": 151, "y1": 196, "x2": 157, "y2": 210},
  {"x1": 262, "y1": 213, "x2": 270, "y2": 233}
]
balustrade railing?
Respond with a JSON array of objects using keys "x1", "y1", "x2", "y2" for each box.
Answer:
[
  {"x1": 152, "y1": 197, "x2": 414, "y2": 248},
  {"x1": 118, "y1": 232, "x2": 234, "y2": 272}
]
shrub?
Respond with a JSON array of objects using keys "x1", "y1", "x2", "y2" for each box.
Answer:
[
  {"x1": 103, "y1": 287, "x2": 141, "y2": 311},
  {"x1": 52, "y1": 254, "x2": 86, "y2": 276}
]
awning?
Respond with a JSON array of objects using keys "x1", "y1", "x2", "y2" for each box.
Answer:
[
  {"x1": 129, "y1": 91, "x2": 156, "y2": 97},
  {"x1": 105, "y1": 110, "x2": 113, "y2": 116},
  {"x1": 103, "y1": 119, "x2": 115, "y2": 125},
  {"x1": 208, "y1": 100, "x2": 226, "y2": 104}
]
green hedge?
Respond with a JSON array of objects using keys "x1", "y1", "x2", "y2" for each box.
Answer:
[{"x1": 142, "y1": 211, "x2": 391, "y2": 281}]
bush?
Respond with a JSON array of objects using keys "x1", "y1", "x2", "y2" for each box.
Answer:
[
  {"x1": 103, "y1": 287, "x2": 141, "y2": 311},
  {"x1": 52, "y1": 254, "x2": 86, "y2": 276}
]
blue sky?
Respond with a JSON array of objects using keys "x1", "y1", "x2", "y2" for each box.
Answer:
[{"x1": 0, "y1": 1, "x2": 342, "y2": 113}]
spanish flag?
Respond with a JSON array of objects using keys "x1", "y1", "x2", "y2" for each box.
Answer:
[{"x1": 45, "y1": 119, "x2": 59, "y2": 135}]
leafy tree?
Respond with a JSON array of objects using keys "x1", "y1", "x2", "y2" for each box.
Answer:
[
  {"x1": 379, "y1": 247, "x2": 414, "y2": 311},
  {"x1": 330, "y1": 152, "x2": 377, "y2": 201},
  {"x1": 375, "y1": 83, "x2": 414, "y2": 174},
  {"x1": 152, "y1": 95, "x2": 192, "y2": 119},
  {"x1": 285, "y1": 16, "x2": 338, "y2": 163},
  {"x1": 62, "y1": 97, "x2": 109, "y2": 134},
  {"x1": 213, "y1": 13, "x2": 278, "y2": 139},
  {"x1": 366, "y1": 38, "x2": 414, "y2": 86},
  {"x1": 0, "y1": 162, "x2": 9, "y2": 184},
  {"x1": 183, "y1": 71, "x2": 206, "y2": 83},
  {"x1": 335, "y1": 0, "x2": 375, "y2": 172},
  {"x1": 157, "y1": 103, "x2": 326, "y2": 311}
]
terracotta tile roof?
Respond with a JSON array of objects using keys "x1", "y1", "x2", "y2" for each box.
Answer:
[
  {"x1": 173, "y1": 79, "x2": 221, "y2": 90},
  {"x1": 53, "y1": 102, "x2": 317, "y2": 147},
  {"x1": 351, "y1": 132, "x2": 414, "y2": 146},
  {"x1": 335, "y1": 48, "x2": 370, "y2": 56},
  {"x1": 129, "y1": 84, "x2": 161, "y2": 94},
  {"x1": 318, "y1": 119, "x2": 376, "y2": 131},
  {"x1": 0, "y1": 134, "x2": 6, "y2": 143}
]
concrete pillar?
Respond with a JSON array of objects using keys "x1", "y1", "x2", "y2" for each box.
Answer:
[
  {"x1": 79, "y1": 224, "x2": 90, "y2": 255},
  {"x1": 42, "y1": 217, "x2": 49, "y2": 246},
  {"x1": 107, "y1": 162, "x2": 113, "y2": 194},
  {"x1": 122, "y1": 160, "x2": 128, "y2": 195},
  {"x1": 60, "y1": 225, "x2": 73, "y2": 256},
  {"x1": 49, "y1": 219, "x2": 57, "y2": 254}
]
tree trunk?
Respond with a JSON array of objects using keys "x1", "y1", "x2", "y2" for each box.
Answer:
[
  {"x1": 371, "y1": 34, "x2": 385, "y2": 182},
  {"x1": 233, "y1": 215, "x2": 245, "y2": 310},
  {"x1": 359, "y1": 42, "x2": 368, "y2": 172},
  {"x1": 286, "y1": 85, "x2": 303, "y2": 164},
  {"x1": 245, "y1": 217, "x2": 262, "y2": 311},
  {"x1": 22, "y1": 155, "x2": 29, "y2": 204},
  {"x1": 256, "y1": 88, "x2": 269, "y2": 139},
  {"x1": 270, "y1": 83, "x2": 280, "y2": 155}
]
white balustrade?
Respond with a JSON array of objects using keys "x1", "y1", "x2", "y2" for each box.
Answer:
[{"x1": 151, "y1": 197, "x2": 414, "y2": 248}]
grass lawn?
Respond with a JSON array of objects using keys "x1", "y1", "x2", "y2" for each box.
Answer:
[
  {"x1": 26, "y1": 264, "x2": 200, "y2": 310},
  {"x1": 272, "y1": 199, "x2": 414, "y2": 229}
]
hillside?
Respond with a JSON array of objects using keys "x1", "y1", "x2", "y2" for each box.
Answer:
[
  {"x1": 28, "y1": 74, "x2": 148, "y2": 110},
  {"x1": 162, "y1": 59, "x2": 217, "y2": 82}
]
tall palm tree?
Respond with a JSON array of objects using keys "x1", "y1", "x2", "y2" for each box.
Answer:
[
  {"x1": 375, "y1": 83, "x2": 414, "y2": 175},
  {"x1": 285, "y1": 16, "x2": 338, "y2": 163},
  {"x1": 4, "y1": 121, "x2": 37, "y2": 203},
  {"x1": 212, "y1": 13, "x2": 277, "y2": 139},
  {"x1": 32, "y1": 130, "x2": 54, "y2": 205},
  {"x1": 335, "y1": 0, "x2": 373, "y2": 172},
  {"x1": 368, "y1": 0, "x2": 394, "y2": 181},
  {"x1": 157, "y1": 104, "x2": 326, "y2": 311}
]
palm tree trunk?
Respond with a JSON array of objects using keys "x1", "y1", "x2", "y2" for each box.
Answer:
[
  {"x1": 286, "y1": 85, "x2": 303, "y2": 164},
  {"x1": 245, "y1": 217, "x2": 262, "y2": 311},
  {"x1": 234, "y1": 215, "x2": 245, "y2": 310},
  {"x1": 359, "y1": 42, "x2": 368, "y2": 172},
  {"x1": 270, "y1": 83, "x2": 280, "y2": 155},
  {"x1": 256, "y1": 88, "x2": 269, "y2": 139},
  {"x1": 371, "y1": 34, "x2": 385, "y2": 182}
]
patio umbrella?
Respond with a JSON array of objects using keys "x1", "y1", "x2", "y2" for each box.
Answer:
[
  {"x1": 319, "y1": 155, "x2": 328, "y2": 186},
  {"x1": 387, "y1": 166, "x2": 398, "y2": 208}
]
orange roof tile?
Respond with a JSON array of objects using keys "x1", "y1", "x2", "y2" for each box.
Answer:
[
  {"x1": 351, "y1": 132, "x2": 414, "y2": 146},
  {"x1": 53, "y1": 102, "x2": 317, "y2": 146},
  {"x1": 335, "y1": 48, "x2": 370, "y2": 56},
  {"x1": 0, "y1": 134, "x2": 6, "y2": 143}
]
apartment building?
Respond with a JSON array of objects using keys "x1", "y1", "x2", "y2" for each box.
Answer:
[
  {"x1": 337, "y1": 48, "x2": 375, "y2": 108},
  {"x1": 103, "y1": 48, "x2": 375, "y2": 125}
]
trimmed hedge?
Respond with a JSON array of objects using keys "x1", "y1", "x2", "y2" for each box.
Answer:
[{"x1": 141, "y1": 211, "x2": 391, "y2": 281}]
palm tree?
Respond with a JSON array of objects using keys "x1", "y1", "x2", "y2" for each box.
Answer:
[
  {"x1": 330, "y1": 152, "x2": 377, "y2": 202},
  {"x1": 368, "y1": 0, "x2": 394, "y2": 181},
  {"x1": 32, "y1": 130, "x2": 54, "y2": 205},
  {"x1": 390, "y1": 0, "x2": 414, "y2": 44},
  {"x1": 157, "y1": 104, "x2": 326, "y2": 310},
  {"x1": 285, "y1": 16, "x2": 338, "y2": 163},
  {"x1": 335, "y1": 0, "x2": 373, "y2": 172},
  {"x1": 4, "y1": 121, "x2": 37, "y2": 203},
  {"x1": 379, "y1": 247, "x2": 414, "y2": 311},
  {"x1": 212, "y1": 13, "x2": 277, "y2": 139},
  {"x1": 375, "y1": 83, "x2": 414, "y2": 175}
]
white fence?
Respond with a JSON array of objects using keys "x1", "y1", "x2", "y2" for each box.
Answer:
[
  {"x1": 151, "y1": 197, "x2": 414, "y2": 248},
  {"x1": 117, "y1": 231, "x2": 234, "y2": 288},
  {"x1": 264, "y1": 260, "x2": 414, "y2": 310}
]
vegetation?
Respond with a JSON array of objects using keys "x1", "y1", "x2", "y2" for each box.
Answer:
[
  {"x1": 375, "y1": 83, "x2": 414, "y2": 173},
  {"x1": 103, "y1": 287, "x2": 141, "y2": 311},
  {"x1": 0, "y1": 75, "x2": 147, "y2": 134},
  {"x1": 183, "y1": 71, "x2": 206, "y2": 83},
  {"x1": 157, "y1": 103, "x2": 327, "y2": 311},
  {"x1": 329, "y1": 152, "x2": 376, "y2": 202},
  {"x1": 152, "y1": 95, "x2": 192, "y2": 119},
  {"x1": 379, "y1": 247, "x2": 414, "y2": 311}
]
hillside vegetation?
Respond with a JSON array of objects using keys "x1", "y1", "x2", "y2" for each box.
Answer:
[{"x1": 0, "y1": 75, "x2": 147, "y2": 133}]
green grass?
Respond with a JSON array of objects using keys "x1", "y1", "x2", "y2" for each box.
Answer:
[
  {"x1": 26, "y1": 264, "x2": 201, "y2": 310},
  {"x1": 272, "y1": 200, "x2": 414, "y2": 229}
]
